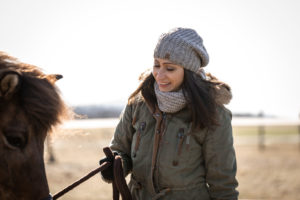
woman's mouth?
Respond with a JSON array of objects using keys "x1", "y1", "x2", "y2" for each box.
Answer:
[{"x1": 158, "y1": 83, "x2": 170, "y2": 88}]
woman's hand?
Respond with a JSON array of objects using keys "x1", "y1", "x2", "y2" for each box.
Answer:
[{"x1": 99, "y1": 152, "x2": 118, "y2": 183}]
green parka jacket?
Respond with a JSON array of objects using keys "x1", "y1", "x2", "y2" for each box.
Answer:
[{"x1": 109, "y1": 83, "x2": 239, "y2": 200}]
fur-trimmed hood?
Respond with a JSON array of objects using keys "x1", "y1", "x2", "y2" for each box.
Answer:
[{"x1": 206, "y1": 73, "x2": 232, "y2": 105}]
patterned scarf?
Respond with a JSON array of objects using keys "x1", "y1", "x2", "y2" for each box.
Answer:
[{"x1": 154, "y1": 82, "x2": 187, "y2": 113}]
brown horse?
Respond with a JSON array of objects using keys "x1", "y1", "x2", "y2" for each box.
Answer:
[{"x1": 0, "y1": 52, "x2": 69, "y2": 200}]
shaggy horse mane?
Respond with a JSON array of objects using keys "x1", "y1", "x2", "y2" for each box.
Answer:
[{"x1": 0, "y1": 51, "x2": 70, "y2": 133}]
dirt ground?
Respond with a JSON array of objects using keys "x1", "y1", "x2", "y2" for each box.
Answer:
[{"x1": 45, "y1": 128, "x2": 300, "y2": 200}]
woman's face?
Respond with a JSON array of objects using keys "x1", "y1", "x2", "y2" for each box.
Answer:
[{"x1": 153, "y1": 58, "x2": 184, "y2": 92}]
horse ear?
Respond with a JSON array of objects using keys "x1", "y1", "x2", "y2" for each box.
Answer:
[
  {"x1": 0, "y1": 72, "x2": 21, "y2": 99},
  {"x1": 45, "y1": 74, "x2": 63, "y2": 84}
]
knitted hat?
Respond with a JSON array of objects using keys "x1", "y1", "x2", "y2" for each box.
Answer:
[{"x1": 154, "y1": 28, "x2": 209, "y2": 73}]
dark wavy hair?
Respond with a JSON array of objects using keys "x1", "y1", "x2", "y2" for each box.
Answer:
[{"x1": 128, "y1": 69, "x2": 219, "y2": 130}]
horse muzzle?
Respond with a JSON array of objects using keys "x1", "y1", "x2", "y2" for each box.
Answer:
[{"x1": 40, "y1": 193, "x2": 53, "y2": 200}]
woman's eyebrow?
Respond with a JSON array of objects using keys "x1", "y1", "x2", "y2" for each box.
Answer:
[{"x1": 163, "y1": 62, "x2": 175, "y2": 65}]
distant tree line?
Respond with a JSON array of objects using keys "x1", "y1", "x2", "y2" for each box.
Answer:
[
  {"x1": 232, "y1": 111, "x2": 274, "y2": 118},
  {"x1": 73, "y1": 105, "x2": 123, "y2": 119},
  {"x1": 232, "y1": 113, "x2": 260, "y2": 117},
  {"x1": 73, "y1": 105, "x2": 270, "y2": 119}
]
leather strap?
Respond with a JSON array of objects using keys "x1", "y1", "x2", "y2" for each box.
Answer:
[{"x1": 103, "y1": 147, "x2": 132, "y2": 200}]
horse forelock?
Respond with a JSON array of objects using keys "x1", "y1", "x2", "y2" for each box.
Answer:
[
  {"x1": 21, "y1": 77, "x2": 67, "y2": 133},
  {"x1": 0, "y1": 52, "x2": 70, "y2": 134}
]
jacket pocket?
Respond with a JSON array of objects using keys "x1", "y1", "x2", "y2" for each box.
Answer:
[
  {"x1": 133, "y1": 121, "x2": 146, "y2": 158},
  {"x1": 172, "y1": 128, "x2": 185, "y2": 166}
]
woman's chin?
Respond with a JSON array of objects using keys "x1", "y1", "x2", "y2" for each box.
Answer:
[{"x1": 159, "y1": 87, "x2": 171, "y2": 92}]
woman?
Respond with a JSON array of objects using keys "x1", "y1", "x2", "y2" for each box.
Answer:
[{"x1": 101, "y1": 28, "x2": 239, "y2": 200}]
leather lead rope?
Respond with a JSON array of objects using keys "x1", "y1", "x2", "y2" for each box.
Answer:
[
  {"x1": 52, "y1": 147, "x2": 132, "y2": 200},
  {"x1": 113, "y1": 156, "x2": 132, "y2": 200},
  {"x1": 103, "y1": 147, "x2": 132, "y2": 200}
]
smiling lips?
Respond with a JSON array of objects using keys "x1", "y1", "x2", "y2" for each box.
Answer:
[{"x1": 158, "y1": 82, "x2": 170, "y2": 88}]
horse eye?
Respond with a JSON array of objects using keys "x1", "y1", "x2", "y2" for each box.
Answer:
[
  {"x1": 3, "y1": 131, "x2": 27, "y2": 150},
  {"x1": 6, "y1": 136, "x2": 25, "y2": 148}
]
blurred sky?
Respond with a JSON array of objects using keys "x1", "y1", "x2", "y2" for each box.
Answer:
[{"x1": 0, "y1": 0, "x2": 300, "y2": 118}]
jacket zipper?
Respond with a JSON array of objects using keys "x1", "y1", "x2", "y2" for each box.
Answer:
[{"x1": 154, "y1": 112, "x2": 167, "y2": 192}]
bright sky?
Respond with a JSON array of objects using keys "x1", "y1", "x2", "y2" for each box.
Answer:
[{"x1": 1, "y1": 0, "x2": 300, "y2": 118}]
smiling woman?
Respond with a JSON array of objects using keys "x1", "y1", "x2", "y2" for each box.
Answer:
[{"x1": 99, "y1": 28, "x2": 238, "y2": 200}]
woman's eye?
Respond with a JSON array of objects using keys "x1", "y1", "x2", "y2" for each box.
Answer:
[
  {"x1": 167, "y1": 67, "x2": 175, "y2": 71},
  {"x1": 153, "y1": 65, "x2": 160, "y2": 68}
]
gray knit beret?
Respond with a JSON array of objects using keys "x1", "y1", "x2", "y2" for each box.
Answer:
[{"x1": 154, "y1": 28, "x2": 209, "y2": 72}]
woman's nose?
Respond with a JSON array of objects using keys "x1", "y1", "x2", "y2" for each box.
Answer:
[{"x1": 156, "y1": 69, "x2": 165, "y2": 79}]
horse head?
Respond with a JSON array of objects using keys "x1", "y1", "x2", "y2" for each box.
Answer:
[{"x1": 0, "y1": 52, "x2": 69, "y2": 200}]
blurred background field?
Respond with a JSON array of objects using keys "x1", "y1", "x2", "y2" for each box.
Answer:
[
  {"x1": 1, "y1": 0, "x2": 300, "y2": 199},
  {"x1": 45, "y1": 120, "x2": 300, "y2": 200}
]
